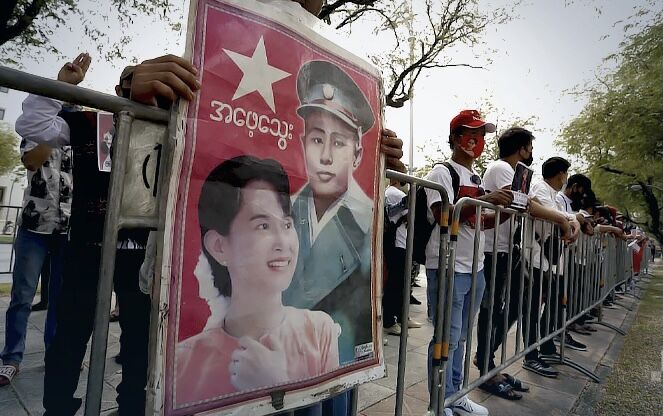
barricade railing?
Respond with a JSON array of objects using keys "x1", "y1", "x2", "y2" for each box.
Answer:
[
  {"x1": 0, "y1": 65, "x2": 174, "y2": 416},
  {"x1": 379, "y1": 176, "x2": 641, "y2": 416},
  {"x1": 0, "y1": 205, "x2": 21, "y2": 275},
  {"x1": 385, "y1": 170, "x2": 450, "y2": 416},
  {"x1": 436, "y1": 198, "x2": 637, "y2": 411}
]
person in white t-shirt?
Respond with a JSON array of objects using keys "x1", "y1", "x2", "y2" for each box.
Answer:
[
  {"x1": 520, "y1": 157, "x2": 591, "y2": 375},
  {"x1": 556, "y1": 174, "x2": 598, "y2": 336},
  {"x1": 383, "y1": 180, "x2": 423, "y2": 335},
  {"x1": 424, "y1": 110, "x2": 513, "y2": 416},
  {"x1": 475, "y1": 127, "x2": 580, "y2": 395}
]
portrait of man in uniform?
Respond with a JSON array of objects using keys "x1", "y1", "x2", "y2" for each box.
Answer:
[{"x1": 282, "y1": 60, "x2": 376, "y2": 364}]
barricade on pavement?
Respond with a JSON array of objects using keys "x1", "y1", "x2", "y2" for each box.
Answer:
[
  {"x1": 384, "y1": 172, "x2": 641, "y2": 416},
  {"x1": 0, "y1": 65, "x2": 173, "y2": 416},
  {"x1": 0, "y1": 205, "x2": 21, "y2": 275}
]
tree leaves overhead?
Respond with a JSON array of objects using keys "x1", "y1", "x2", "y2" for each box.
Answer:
[
  {"x1": 1, "y1": 0, "x2": 518, "y2": 108},
  {"x1": 0, "y1": 0, "x2": 180, "y2": 66},
  {"x1": 557, "y1": 8, "x2": 663, "y2": 242}
]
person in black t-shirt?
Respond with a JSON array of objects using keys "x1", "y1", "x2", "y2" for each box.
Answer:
[{"x1": 16, "y1": 53, "x2": 151, "y2": 416}]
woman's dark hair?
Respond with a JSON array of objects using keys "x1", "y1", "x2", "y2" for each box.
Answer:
[
  {"x1": 198, "y1": 155, "x2": 291, "y2": 297},
  {"x1": 566, "y1": 173, "x2": 592, "y2": 191},
  {"x1": 542, "y1": 157, "x2": 570, "y2": 179},
  {"x1": 497, "y1": 127, "x2": 534, "y2": 158}
]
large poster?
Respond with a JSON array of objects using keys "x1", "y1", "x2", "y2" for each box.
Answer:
[{"x1": 160, "y1": 0, "x2": 385, "y2": 414}]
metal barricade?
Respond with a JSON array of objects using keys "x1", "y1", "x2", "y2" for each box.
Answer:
[
  {"x1": 0, "y1": 65, "x2": 173, "y2": 416},
  {"x1": 385, "y1": 170, "x2": 450, "y2": 416},
  {"x1": 378, "y1": 185, "x2": 638, "y2": 416},
  {"x1": 0, "y1": 205, "x2": 21, "y2": 275}
]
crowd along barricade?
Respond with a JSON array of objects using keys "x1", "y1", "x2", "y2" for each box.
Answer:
[
  {"x1": 0, "y1": 205, "x2": 21, "y2": 275},
  {"x1": 385, "y1": 170, "x2": 451, "y2": 416},
  {"x1": 427, "y1": 196, "x2": 636, "y2": 413},
  {"x1": 0, "y1": 65, "x2": 174, "y2": 416}
]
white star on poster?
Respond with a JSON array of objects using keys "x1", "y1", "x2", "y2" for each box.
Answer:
[{"x1": 224, "y1": 36, "x2": 290, "y2": 112}]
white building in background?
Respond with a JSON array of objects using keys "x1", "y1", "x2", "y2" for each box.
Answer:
[{"x1": 0, "y1": 87, "x2": 28, "y2": 233}]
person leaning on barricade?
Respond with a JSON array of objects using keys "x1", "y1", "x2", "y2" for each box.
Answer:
[
  {"x1": 422, "y1": 110, "x2": 515, "y2": 416},
  {"x1": 520, "y1": 157, "x2": 589, "y2": 377},
  {"x1": 15, "y1": 54, "x2": 152, "y2": 416},
  {"x1": 475, "y1": 127, "x2": 580, "y2": 399},
  {"x1": 126, "y1": 1, "x2": 405, "y2": 415},
  {"x1": 556, "y1": 174, "x2": 597, "y2": 336}
]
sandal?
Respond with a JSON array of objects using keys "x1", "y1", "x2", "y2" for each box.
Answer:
[
  {"x1": 0, "y1": 364, "x2": 19, "y2": 387},
  {"x1": 479, "y1": 379, "x2": 522, "y2": 400},
  {"x1": 502, "y1": 373, "x2": 530, "y2": 392}
]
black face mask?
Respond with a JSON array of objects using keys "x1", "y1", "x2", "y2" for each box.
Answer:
[
  {"x1": 522, "y1": 154, "x2": 534, "y2": 166},
  {"x1": 570, "y1": 191, "x2": 584, "y2": 211}
]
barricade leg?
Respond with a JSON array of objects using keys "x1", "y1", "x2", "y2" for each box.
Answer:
[{"x1": 542, "y1": 244, "x2": 600, "y2": 383}]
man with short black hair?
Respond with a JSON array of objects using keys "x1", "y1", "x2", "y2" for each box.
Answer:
[
  {"x1": 476, "y1": 127, "x2": 579, "y2": 396},
  {"x1": 522, "y1": 157, "x2": 586, "y2": 377}
]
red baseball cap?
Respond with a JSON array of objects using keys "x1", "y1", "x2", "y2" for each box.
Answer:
[{"x1": 450, "y1": 110, "x2": 496, "y2": 133}]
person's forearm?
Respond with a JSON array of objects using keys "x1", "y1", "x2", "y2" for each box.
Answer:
[
  {"x1": 528, "y1": 199, "x2": 567, "y2": 226},
  {"x1": 15, "y1": 94, "x2": 71, "y2": 147},
  {"x1": 22, "y1": 144, "x2": 53, "y2": 171}
]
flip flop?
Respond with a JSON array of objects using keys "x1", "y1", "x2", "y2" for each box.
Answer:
[
  {"x1": 502, "y1": 373, "x2": 530, "y2": 392},
  {"x1": 479, "y1": 380, "x2": 522, "y2": 400},
  {"x1": 0, "y1": 365, "x2": 19, "y2": 387}
]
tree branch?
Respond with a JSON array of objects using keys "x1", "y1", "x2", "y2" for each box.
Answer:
[
  {"x1": 599, "y1": 165, "x2": 637, "y2": 177},
  {"x1": 0, "y1": 0, "x2": 45, "y2": 46}
]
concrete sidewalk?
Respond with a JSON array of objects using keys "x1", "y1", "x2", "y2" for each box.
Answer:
[
  {"x1": 0, "y1": 267, "x2": 652, "y2": 415},
  {"x1": 358, "y1": 269, "x2": 651, "y2": 416}
]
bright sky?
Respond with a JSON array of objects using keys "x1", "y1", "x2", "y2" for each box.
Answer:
[{"x1": 2, "y1": 0, "x2": 655, "y2": 175}]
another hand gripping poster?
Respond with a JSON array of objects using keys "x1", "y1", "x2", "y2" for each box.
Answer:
[{"x1": 158, "y1": 0, "x2": 385, "y2": 414}]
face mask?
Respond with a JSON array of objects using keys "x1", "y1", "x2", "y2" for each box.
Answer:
[
  {"x1": 522, "y1": 154, "x2": 534, "y2": 166},
  {"x1": 459, "y1": 134, "x2": 485, "y2": 158}
]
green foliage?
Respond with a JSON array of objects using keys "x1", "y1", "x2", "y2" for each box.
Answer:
[
  {"x1": 557, "y1": 10, "x2": 663, "y2": 241},
  {"x1": 0, "y1": 123, "x2": 21, "y2": 176},
  {"x1": 0, "y1": 0, "x2": 181, "y2": 65}
]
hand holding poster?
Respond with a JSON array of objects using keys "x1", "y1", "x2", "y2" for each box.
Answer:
[
  {"x1": 511, "y1": 161, "x2": 533, "y2": 210},
  {"x1": 157, "y1": 1, "x2": 385, "y2": 414}
]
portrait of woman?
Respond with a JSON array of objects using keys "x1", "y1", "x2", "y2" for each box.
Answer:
[{"x1": 175, "y1": 155, "x2": 340, "y2": 406}]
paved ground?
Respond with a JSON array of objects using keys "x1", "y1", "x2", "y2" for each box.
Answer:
[
  {"x1": 0, "y1": 263, "x2": 656, "y2": 415},
  {"x1": 0, "y1": 243, "x2": 15, "y2": 283}
]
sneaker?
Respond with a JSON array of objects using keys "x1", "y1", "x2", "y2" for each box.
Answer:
[
  {"x1": 384, "y1": 323, "x2": 402, "y2": 336},
  {"x1": 452, "y1": 395, "x2": 489, "y2": 416},
  {"x1": 603, "y1": 300, "x2": 616, "y2": 309},
  {"x1": 31, "y1": 301, "x2": 48, "y2": 312},
  {"x1": 565, "y1": 335, "x2": 588, "y2": 351},
  {"x1": 408, "y1": 318, "x2": 423, "y2": 328},
  {"x1": 555, "y1": 335, "x2": 587, "y2": 351},
  {"x1": 523, "y1": 358, "x2": 559, "y2": 378},
  {"x1": 410, "y1": 295, "x2": 422, "y2": 305}
]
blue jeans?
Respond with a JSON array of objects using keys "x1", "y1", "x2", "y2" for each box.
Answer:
[
  {"x1": 1, "y1": 227, "x2": 66, "y2": 365},
  {"x1": 427, "y1": 269, "x2": 485, "y2": 399}
]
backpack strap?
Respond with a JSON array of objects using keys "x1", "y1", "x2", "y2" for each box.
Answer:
[{"x1": 441, "y1": 161, "x2": 460, "y2": 202}]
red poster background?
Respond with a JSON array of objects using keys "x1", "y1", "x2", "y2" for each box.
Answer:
[
  {"x1": 165, "y1": 1, "x2": 382, "y2": 413},
  {"x1": 174, "y1": 3, "x2": 380, "y2": 341}
]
